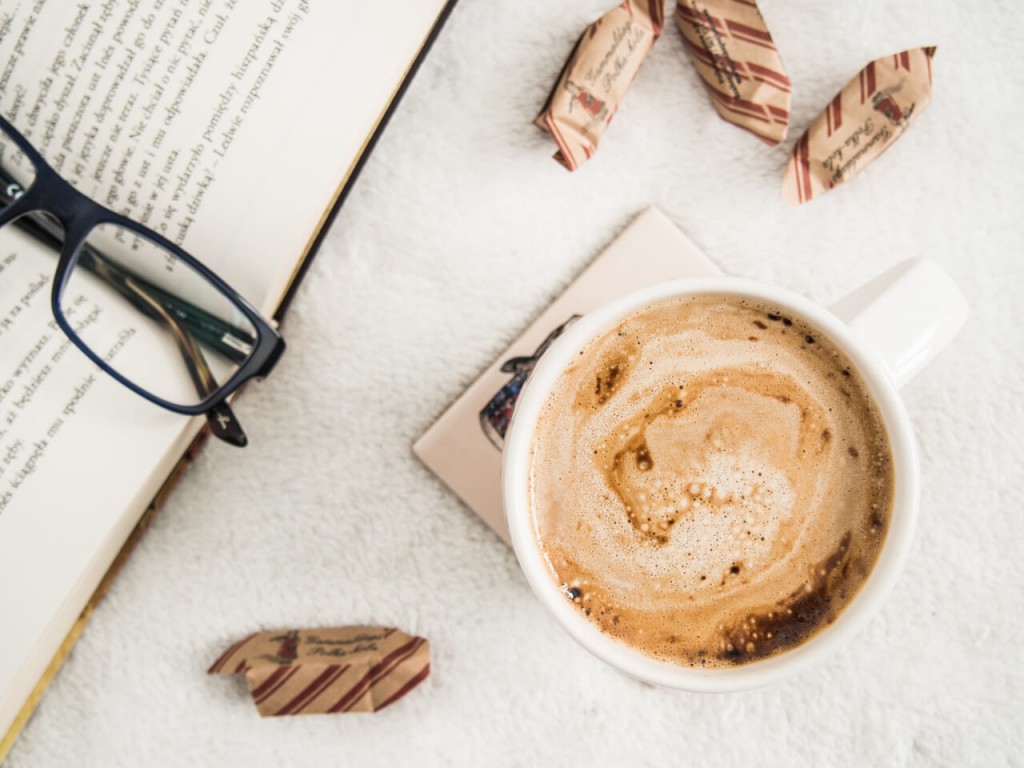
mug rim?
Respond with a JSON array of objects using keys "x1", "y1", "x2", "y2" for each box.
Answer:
[{"x1": 502, "y1": 276, "x2": 920, "y2": 691}]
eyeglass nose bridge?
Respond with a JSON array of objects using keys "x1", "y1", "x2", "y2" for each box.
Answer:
[
  {"x1": 1, "y1": 190, "x2": 99, "y2": 305},
  {"x1": 0, "y1": 113, "x2": 107, "y2": 241},
  {"x1": 6, "y1": 164, "x2": 104, "y2": 237}
]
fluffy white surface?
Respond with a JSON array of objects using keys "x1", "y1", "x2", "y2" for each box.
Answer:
[{"x1": 9, "y1": 0, "x2": 1023, "y2": 765}]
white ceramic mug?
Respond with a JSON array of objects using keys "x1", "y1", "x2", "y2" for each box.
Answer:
[{"x1": 502, "y1": 257, "x2": 967, "y2": 691}]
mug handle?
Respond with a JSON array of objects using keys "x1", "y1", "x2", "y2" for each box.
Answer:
[{"x1": 829, "y1": 257, "x2": 968, "y2": 389}]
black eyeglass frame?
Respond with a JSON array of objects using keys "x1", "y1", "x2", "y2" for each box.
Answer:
[{"x1": 0, "y1": 113, "x2": 285, "y2": 420}]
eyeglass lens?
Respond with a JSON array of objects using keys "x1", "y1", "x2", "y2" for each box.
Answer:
[
  {"x1": 60, "y1": 223, "x2": 259, "y2": 408},
  {"x1": 1, "y1": 123, "x2": 258, "y2": 410}
]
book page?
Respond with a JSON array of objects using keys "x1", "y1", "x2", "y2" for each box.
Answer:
[
  {"x1": 0, "y1": 0, "x2": 447, "y2": 311},
  {"x1": 0, "y1": 0, "x2": 450, "y2": 740},
  {"x1": 0, "y1": 225, "x2": 198, "y2": 740}
]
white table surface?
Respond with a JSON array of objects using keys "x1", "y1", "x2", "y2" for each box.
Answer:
[{"x1": 9, "y1": 0, "x2": 1023, "y2": 765}]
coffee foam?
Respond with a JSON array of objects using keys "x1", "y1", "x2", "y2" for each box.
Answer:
[{"x1": 528, "y1": 294, "x2": 893, "y2": 667}]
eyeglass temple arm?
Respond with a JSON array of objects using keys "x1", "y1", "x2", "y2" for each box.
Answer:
[
  {"x1": 74, "y1": 250, "x2": 247, "y2": 446},
  {"x1": 76, "y1": 244, "x2": 252, "y2": 365},
  {"x1": 118, "y1": 273, "x2": 248, "y2": 447}
]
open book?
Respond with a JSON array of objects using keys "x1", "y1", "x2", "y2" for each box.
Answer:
[{"x1": 0, "y1": 0, "x2": 453, "y2": 754}]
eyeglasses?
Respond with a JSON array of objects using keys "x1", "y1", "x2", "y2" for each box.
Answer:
[{"x1": 0, "y1": 113, "x2": 285, "y2": 447}]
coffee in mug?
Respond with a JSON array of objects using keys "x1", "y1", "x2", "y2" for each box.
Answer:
[{"x1": 527, "y1": 293, "x2": 894, "y2": 667}]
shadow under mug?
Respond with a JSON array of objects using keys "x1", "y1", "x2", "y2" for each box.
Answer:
[{"x1": 502, "y1": 257, "x2": 967, "y2": 691}]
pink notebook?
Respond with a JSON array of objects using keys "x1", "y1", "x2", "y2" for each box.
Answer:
[{"x1": 413, "y1": 207, "x2": 722, "y2": 543}]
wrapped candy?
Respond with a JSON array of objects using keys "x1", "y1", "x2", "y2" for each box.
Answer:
[
  {"x1": 783, "y1": 47, "x2": 936, "y2": 205},
  {"x1": 535, "y1": 0, "x2": 666, "y2": 171},
  {"x1": 674, "y1": 0, "x2": 792, "y2": 144},
  {"x1": 208, "y1": 626, "x2": 429, "y2": 716}
]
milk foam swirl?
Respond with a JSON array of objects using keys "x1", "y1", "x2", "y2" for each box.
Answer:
[{"x1": 528, "y1": 295, "x2": 893, "y2": 666}]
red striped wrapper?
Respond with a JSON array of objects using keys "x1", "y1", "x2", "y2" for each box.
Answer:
[
  {"x1": 782, "y1": 47, "x2": 937, "y2": 205},
  {"x1": 208, "y1": 627, "x2": 430, "y2": 716},
  {"x1": 535, "y1": 0, "x2": 666, "y2": 171},
  {"x1": 674, "y1": 0, "x2": 791, "y2": 145}
]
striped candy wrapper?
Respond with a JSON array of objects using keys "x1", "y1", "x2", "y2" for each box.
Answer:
[
  {"x1": 208, "y1": 627, "x2": 430, "y2": 716},
  {"x1": 535, "y1": 0, "x2": 666, "y2": 171},
  {"x1": 783, "y1": 47, "x2": 937, "y2": 206},
  {"x1": 674, "y1": 0, "x2": 792, "y2": 144}
]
